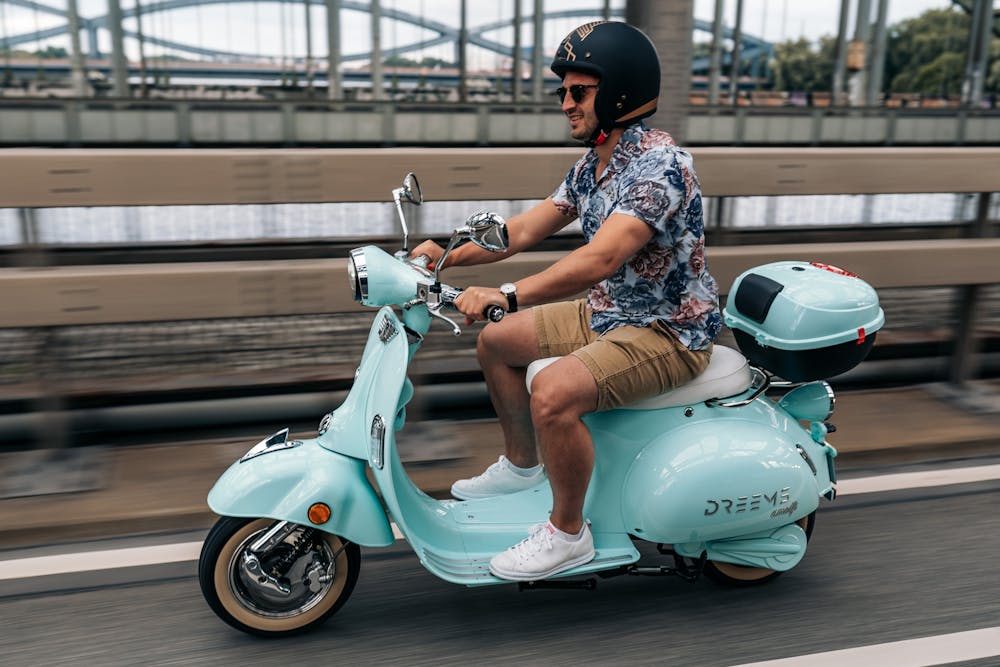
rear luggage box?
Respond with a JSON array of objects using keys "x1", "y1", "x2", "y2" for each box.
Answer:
[{"x1": 723, "y1": 261, "x2": 884, "y2": 382}]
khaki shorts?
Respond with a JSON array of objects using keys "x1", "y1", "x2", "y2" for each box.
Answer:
[{"x1": 534, "y1": 299, "x2": 712, "y2": 412}]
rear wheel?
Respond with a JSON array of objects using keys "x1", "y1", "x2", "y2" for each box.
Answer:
[
  {"x1": 199, "y1": 517, "x2": 360, "y2": 637},
  {"x1": 702, "y1": 513, "x2": 815, "y2": 587}
]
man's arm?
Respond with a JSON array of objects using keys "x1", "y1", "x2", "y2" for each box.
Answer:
[
  {"x1": 410, "y1": 197, "x2": 572, "y2": 270},
  {"x1": 514, "y1": 213, "x2": 654, "y2": 306},
  {"x1": 455, "y1": 212, "x2": 654, "y2": 320}
]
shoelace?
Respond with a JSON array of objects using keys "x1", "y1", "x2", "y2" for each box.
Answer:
[
  {"x1": 509, "y1": 523, "x2": 553, "y2": 561},
  {"x1": 481, "y1": 457, "x2": 506, "y2": 480}
]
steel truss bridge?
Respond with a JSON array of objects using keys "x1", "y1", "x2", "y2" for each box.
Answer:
[{"x1": 0, "y1": 2, "x2": 774, "y2": 78}]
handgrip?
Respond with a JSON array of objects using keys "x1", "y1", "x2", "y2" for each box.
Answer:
[{"x1": 484, "y1": 305, "x2": 506, "y2": 322}]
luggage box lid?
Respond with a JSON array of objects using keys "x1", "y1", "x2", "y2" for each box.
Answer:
[{"x1": 723, "y1": 261, "x2": 885, "y2": 351}]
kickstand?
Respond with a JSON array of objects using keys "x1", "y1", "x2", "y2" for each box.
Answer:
[{"x1": 518, "y1": 578, "x2": 598, "y2": 591}]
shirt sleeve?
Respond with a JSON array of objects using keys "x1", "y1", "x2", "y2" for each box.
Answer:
[
  {"x1": 612, "y1": 148, "x2": 687, "y2": 235},
  {"x1": 550, "y1": 166, "x2": 580, "y2": 219}
]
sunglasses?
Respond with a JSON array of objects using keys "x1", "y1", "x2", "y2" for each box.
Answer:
[{"x1": 553, "y1": 84, "x2": 599, "y2": 104}]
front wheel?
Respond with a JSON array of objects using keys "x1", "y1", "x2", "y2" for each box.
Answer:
[{"x1": 199, "y1": 517, "x2": 360, "y2": 637}]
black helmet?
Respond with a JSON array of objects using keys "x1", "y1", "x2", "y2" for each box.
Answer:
[{"x1": 550, "y1": 21, "x2": 661, "y2": 144}]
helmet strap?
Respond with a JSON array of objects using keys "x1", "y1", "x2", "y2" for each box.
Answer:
[{"x1": 584, "y1": 128, "x2": 610, "y2": 148}]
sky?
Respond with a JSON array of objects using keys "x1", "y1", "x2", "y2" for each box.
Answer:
[{"x1": 2, "y1": 0, "x2": 955, "y2": 66}]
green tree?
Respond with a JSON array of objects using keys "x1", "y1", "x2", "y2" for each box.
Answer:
[
  {"x1": 35, "y1": 46, "x2": 68, "y2": 59},
  {"x1": 893, "y1": 51, "x2": 967, "y2": 97},
  {"x1": 885, "y1": 8, "x2": 970, "y2": 94},
  {"x1": 989, "y1": 41, "x2": 1000, "y2": 94},
  {"x1": 762, "y1": 6, "x2": 999, "y2": 98},
  {"x1": 770, "y1": 37, "x2": 835, "y2": 92},
  {"x1": 383, "y1": 55, "x2": 453, "y2": 68}
]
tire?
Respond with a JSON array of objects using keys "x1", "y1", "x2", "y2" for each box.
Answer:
[
  {"x1": 702, "y1": 512, "x2": 815, "y2": 587},
  {"x1": 199, "y1": 517, "x2": 360, "y2": 637}
]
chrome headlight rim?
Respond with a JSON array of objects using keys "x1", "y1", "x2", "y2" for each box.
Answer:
[{"x1": 349, "y1": 247, "x2": 368, "y2": 302}]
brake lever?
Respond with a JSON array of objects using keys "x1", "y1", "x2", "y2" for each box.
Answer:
[{"x1": 427, "y1": 303, "x2": 462, "y2": 336}]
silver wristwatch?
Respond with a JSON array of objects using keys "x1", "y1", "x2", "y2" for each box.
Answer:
[{"x1": 499, "y1": 283, "x2": 518, "y2": 313}]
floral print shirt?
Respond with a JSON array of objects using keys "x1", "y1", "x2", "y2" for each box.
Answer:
[{"x1": 551, "y1": 122, "x2": 721, "y2": 350}]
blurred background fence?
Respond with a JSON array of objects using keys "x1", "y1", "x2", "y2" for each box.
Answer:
[{"x1": 1, "y1": 146, "x2": 999, "y2": 448}]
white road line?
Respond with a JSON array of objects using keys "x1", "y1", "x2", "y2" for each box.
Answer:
[
  {"x1": 836, "y1": 463, "x2": 1000, "y2": 496},
  {"x1": 2, "y1": 463, "x2": 999, "y2": 582},
  {"x1": 0, "y1": 542, "x2": 202, "y2": 581},
  {"x1": 727, "y1": 626, "x2": 1000, "y2": 667}
]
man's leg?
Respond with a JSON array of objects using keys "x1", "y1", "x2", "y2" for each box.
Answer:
[
  {"x1": 487, "y1": 354, "x2": 599, "y2": 581},
  {"x1": 475, "y1": 309, "x2": 542, "y2": 468},
  {"x1": 528, "y1": 356, "x2": 599, "y2": 535}
]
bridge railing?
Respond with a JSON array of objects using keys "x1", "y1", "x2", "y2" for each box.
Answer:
[
  {"x1": 1, "y1": 98, "x2": 999, "y2": 147},
  {"x1": 0, "y1": 146, "x2": 998, "y2": 447}
]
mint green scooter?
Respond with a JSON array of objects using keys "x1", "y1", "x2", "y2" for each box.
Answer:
[{"x1": 199, "y1": 174, "x2": 884, "y2": 637}]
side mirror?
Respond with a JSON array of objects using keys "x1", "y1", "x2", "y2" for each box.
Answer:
[
  {"x1": 399, "y1": 172, "x2": 423, "y2": 206},
  {"x1": 465, "y1": 211, "x2": 509, "y2": 252},
  {"x1": 392, "y1": 172, "x2": 422, "y2": 253},
  {"x1": 434, "y1": 211, "x2": 509, "y2": 284}
]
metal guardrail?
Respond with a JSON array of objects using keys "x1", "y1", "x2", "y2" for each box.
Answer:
[
  {"x1": 0, "y1": 147, "x2": 997, "y2": 447},
  {"x1": 3, "y1": 240, "x2": 1000, "y2": 328},
  {"x1": 2, "y1": 146, "x2": 1000, "y2": 207}
]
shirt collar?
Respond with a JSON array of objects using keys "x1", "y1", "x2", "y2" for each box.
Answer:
[{"x1": 588, "y1": 122, "x2": 646, "y2": 186}]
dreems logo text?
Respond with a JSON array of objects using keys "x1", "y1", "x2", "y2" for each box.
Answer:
[{"x1": 704, "y1": 487, "x2": 792, "y2": 516}]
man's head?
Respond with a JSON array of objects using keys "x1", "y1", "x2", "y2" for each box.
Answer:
[
  {"x1": 550, "y1": 21, "x2": 661, "y2": 146},
  {"x1": 558, "y1": 71, "x2": 601, "y2": 143}
]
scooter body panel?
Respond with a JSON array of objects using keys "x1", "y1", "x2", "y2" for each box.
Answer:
[
  {"x1": 207, "y1": 438, "x2": 394, "y2": 547},
  {"x1": 374, "y1": 444, "x2": 641, "y2": 585},
  {"x1": 207, "y1": 305, "x2": 412, "y2": 549},
  {"x1": 619, "y1": 400, "x2": 820, "y2": 545},
  {"x1": 318, "y1": 306, "x2": 413, "y2": 461}
]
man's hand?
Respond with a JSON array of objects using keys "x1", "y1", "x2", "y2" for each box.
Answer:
[
  {"x1": 409, "y1": 240, "x2": 446, "y2": 270},
  {"x1": 455, "y1": 286, "x2": 508, "y2": 325}
]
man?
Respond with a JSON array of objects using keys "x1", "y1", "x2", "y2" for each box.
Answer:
[{"x1": 410, "y1": 21, "x2": 721, "y2": 581}]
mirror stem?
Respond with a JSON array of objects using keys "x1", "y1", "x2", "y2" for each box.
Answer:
[
  {"x1": 434, "y1": 228, "x2": 470, "y2": 284},
  {"x1": 392, "y1": 190, "x2": 410, "y2": 252}
]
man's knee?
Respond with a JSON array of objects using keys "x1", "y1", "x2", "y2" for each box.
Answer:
[
  {"x1": 477, "y1": 320, "x2": 508, "y2": 360},
  {"x1": 530, "y1": 370, "x2": 594, "y2": 429},
  {"x1": 477, "y1": 311, "x2": 539, "y2": 364}
]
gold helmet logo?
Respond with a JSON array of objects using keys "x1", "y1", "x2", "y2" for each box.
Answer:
[
  {"x1": 559, "y1": 21, "x2": 608, "y2": 61},
  {"x1": 560, "y1": 39, "x2": 576, "y2": 61},
  {"x1": 575, "y1": 21, "x2": 606, "y2": 41}
]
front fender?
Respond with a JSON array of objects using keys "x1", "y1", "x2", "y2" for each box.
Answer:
[{"x1": 208, "y1": 438, "x2": 394, "y2": 547}]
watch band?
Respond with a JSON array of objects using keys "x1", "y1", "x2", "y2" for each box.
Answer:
[{"x1": 500, "y1": 283, "x2": 518, "y2": 313}]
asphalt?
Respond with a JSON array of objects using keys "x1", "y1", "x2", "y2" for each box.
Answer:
[{"x1": 0, "y1": 383, "x2": 998, "y2": 549}]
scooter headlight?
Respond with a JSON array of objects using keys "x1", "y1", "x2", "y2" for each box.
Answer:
[{"x1": 348, "y1": 248, "x2": 368, "y2": 302}]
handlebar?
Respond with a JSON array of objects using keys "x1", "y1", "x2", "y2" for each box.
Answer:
[
  {"x1": 483, "y1": 305, "x2": 506, "y2": 322},
  {"x1": 435, "y1": 284, "x2": 506, "y2": 323}
]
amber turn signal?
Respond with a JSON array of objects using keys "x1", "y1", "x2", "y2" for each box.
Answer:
[{"x1": 307, "y1": 502, "x2": 332, "y2": 524}]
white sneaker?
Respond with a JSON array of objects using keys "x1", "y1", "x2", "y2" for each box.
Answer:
[
  {"x1": 450, "y1": 455, "x2": 546, "y2": 500},
  {"x1": 489, "y1": 521, "x2": 595, "y2": 581}
]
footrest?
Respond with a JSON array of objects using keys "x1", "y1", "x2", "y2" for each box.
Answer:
[
  {"x1": 548, "y1": 534, "x2": 640, "y2": 580},
  {"x1": 421, "y1": 533, "x2": 640, "y2": 587}
]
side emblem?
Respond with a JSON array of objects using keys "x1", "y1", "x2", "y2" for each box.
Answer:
[{"x1": 378, "y1": 317, "x2": 398, "y2": 343}]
